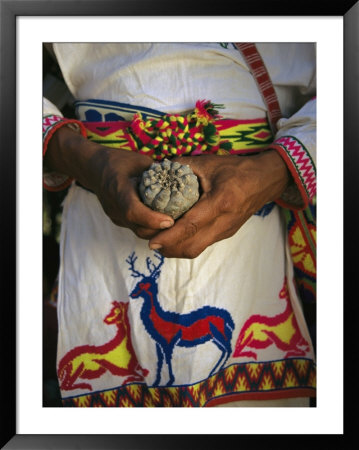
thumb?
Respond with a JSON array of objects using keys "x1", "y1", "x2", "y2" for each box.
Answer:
[{"x1": 129, "y1": 196, "x2": 175, "y2": 230}]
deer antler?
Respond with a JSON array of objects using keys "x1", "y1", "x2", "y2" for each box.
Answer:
[
  {"x1": 126, "y1": 252, "x2": 145, "y2": 278},
  {"x1": 146, "y1": 257, "x2": 154, "y2": 274},
  {"x1": 126, "y1": 251, "x2": 164, "y2": 279},
  {"x1": 152, "y1": 251, "x2": 165, "y2": 279}
]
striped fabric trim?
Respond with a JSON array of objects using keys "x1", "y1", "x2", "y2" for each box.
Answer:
[
  {"x1": 42, "y1": 114, "x2": 87, "y2": 191},
  {"x1": 270, "y1": 136, "x2": 316, "y2": 210},
  {"x1": 235, "y1": 43, "x2": 316, "y2": 210},
  {"x1": 234, "y1": 43, "x2": 282, "y2": 134}
]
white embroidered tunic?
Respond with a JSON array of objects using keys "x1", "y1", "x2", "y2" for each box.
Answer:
[{"x1": 43, "y1": 43, "x2": 316, "y2": 407}]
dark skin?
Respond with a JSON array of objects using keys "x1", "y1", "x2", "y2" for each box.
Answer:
[{"x1": 45, "y1": 126, "x2": 290, "y2": 259}]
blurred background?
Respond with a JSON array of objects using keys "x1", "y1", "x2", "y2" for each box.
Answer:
[{"x1": 43, "y1": 44, "x2": 76, "y2": 406}]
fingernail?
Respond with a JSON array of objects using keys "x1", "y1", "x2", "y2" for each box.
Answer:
[
  {"x1": 160, "y1": 220, "x2": 173, "y2": 229},
  {"x1": 149, "y1": 243, "x2": 162, "y2": 250}
]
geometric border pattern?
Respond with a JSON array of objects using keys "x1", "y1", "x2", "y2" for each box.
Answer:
[
  {"x1": 62, "y1": 358, "x2": 316, "y2": 407},
  {"x1": 271, "y1": 135, "x2": 316, "y2": 210}
]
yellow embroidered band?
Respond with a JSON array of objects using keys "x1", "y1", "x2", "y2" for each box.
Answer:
[{"x1": 80, "y1": 100, "x2": 273, "y2": 160}]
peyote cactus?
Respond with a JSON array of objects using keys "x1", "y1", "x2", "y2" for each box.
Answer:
[{"x1": 139, "y1": 158, "x2": 200, "y2": 219}]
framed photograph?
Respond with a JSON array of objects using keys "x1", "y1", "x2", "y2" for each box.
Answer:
[{"x1": 1, "y1": 0, "x2": 356, "y2": 448}]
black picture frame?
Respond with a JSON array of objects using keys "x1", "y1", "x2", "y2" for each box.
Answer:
[{"x1": 1, "y1": 0, "x2": 357, "y2": 448}]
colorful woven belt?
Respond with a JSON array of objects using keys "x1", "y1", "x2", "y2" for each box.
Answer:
[{"x1": 75, "y1": 99, "x2": 273, "y2": 161}]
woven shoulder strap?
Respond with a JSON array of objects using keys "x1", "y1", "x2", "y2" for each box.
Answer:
[
  {"x1": 235, "y1": 43, "x2": 316, "y2": 308},
  {"x1": 234, "y1": 43, "x2": 282, "y2": 134}
]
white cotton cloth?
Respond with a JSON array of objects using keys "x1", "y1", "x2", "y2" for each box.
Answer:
[{"x1": 45, "y1": 43, "x2": 316, "y2": 406}]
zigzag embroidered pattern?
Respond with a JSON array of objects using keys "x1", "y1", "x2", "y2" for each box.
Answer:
[
  {"x1": 274, "y1": 136, "x2": 316, "y2": 201},
  {"x1": 62, "y1": 358, "x2": 316, "y2": 407},
  {"x1": 42, "y1": 114, "x2": 64, "y2": 141}
]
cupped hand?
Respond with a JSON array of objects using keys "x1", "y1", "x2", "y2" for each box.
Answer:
[
  {"x1": 148, "y1": 151, "x2": 289, "y2": 258},
  {"x1": 89, "y1": 148, "x2": 176, "y2": 239},
  {"x1": 45, "y1": 127, "x2": 174, "y2": 239}
]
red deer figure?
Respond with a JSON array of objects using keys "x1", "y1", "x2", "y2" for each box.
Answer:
[
  {"x1": 57, "y1": 301, "x2": 149, "y2": 391},
  {"x1": 233, "y1": 279, "x2": 310, "y2": 359},
  {"x1": 127, "y1": 251, "x2": 235, "y2": 386}
]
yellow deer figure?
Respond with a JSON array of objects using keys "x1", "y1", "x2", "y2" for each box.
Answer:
[
  {"x1": 233, "y1": 279, "x2": 310, "y2": 359},
  {"x1": 58, "y1": 301, "x2": 149, "y2": 391}
]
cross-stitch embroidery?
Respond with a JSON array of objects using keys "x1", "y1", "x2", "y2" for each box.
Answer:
[
  {"x1": 127, "y1": 251, "x2": 235, "y2": 386},
  {"x1": 57, "y1": 301, "x2": 148, "y2": 391}
]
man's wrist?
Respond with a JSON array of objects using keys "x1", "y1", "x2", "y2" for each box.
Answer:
[
  {"x1": 254, "y1": 150, "x2": 291, "y2": 201},
  {"x1": 44, "y1": 126, "x2": 105, "y2": 188}
]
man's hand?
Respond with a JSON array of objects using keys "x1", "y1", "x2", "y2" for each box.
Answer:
[
  {"x1": 148, "y1": 152, "x2": 290, "y2": 258},
  {"x1": 44, "y1": 126, "x2": 174, "y2": 239}
]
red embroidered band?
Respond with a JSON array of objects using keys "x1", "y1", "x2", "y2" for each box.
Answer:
[{"x1": 270, "y1": 136, "x2": 316, "y2": 209}]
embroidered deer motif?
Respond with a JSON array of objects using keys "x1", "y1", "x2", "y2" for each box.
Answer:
[
  {"x1": 57, "y1": 301, "x2": 149, "y2": 391},
  {"x1": 233, "y1": 278, "x2": 310, "y2": 359},
  {"x1": 127, "y1": 251, "x2": 235, "y2": 386}
]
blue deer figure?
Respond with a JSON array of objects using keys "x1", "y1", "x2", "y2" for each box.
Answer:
[{"x1": 127, "y1": 251, "x2": 234, "y2": 386}]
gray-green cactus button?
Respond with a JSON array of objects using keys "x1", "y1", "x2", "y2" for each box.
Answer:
[{"x1": 139, "y1": 158, "x2": 200, "y2": 219}]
